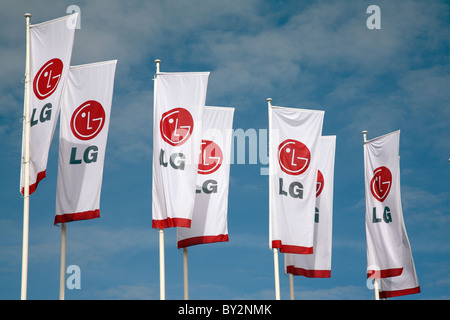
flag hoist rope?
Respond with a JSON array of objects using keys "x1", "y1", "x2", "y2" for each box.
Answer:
[
  {"x1": 155, "y1": 59, "x2": 166, "y2": 300},
  {"x1": 362, "y1": 130, "x2": 380, "y2": 301},
  {"x1": 21, "y1": 13, "x2": 32, "y2": 301},
  {"x1": 267, "y1": 98, "x2": 281, "y2": 300}
]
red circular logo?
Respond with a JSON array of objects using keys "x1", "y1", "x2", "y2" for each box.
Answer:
[
  {"x1": 316, "y1": 170, "x2": 324, "y2": 197},
  {"x1": 198, "y1": 140, "x2": 223, "y2": 175},
  {"x1": 278, "y1": 139, "x2": 311, "y2": 175},
  {"x1": 160, "y1": 108, "x2": 194, "y2": 146},
  {"x1": 33, "y1": 58, "x2": 64, "y2": 100},
  {"x1": 370, "y1": 166, "x2": 392, "y2": 202},
  {"x1": 70, "y1": 100, "x2": 106, "y2": 141}
]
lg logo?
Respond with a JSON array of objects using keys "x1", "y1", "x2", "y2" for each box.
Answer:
[
  {"x1": 278, "y1": 139, "x2": 310, "y2": 175},
  {"x1": 33, "y1": 58, "x2": 63, "y2": 100},
  {"x1": 69, "y1": 100, "x2": 106, "y2": 164},
  {"x1": 159, "y1": 107, "x2": 194, "y2": 170},
  {"x1": 30, "y1": 58, "x2": 64, "y2": 128},
  {"x1": 160, "y1": 107, "x2": 194, "y2": 146},
  {"x1": 198, "y1": 140, "x2": 223, "y2": 175},
  {"x1": 370, "y1": 166, "x2": 393, "y2": 224},
  {"x1": 277, "y1": 139, "x2": 311, "y2": 200},
  {"x1": 370, "y1": 166, "x2": 391, "y2": 202}
]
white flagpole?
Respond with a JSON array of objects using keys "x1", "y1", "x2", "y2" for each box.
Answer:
[
  {"x1": 289, "y1": 273, "x2": 295, "y2": 300},
  {"x1": 59, "y1": 223, "x2": 66, "y2": 300},
  {"x1": 183, "y1": 247, "x2": 189, "y2": 300},
  {"x1": 155, "y1": 59, "x2": 166, "y2": 300},
  {"x1": 362, "y1": 130, "x2": 380, "y2": 301},
  {"x1": 268, "y1": 98, "x2": 281, "y2": 300},
  {"x1": 21, "y1": 13, "x2": 32, "y2": 301},
  {"x1": 159, "y1": 228, "x2": 165, "y2": 300}
]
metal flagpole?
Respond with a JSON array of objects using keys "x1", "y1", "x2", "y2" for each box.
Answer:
[
  {"x1": 362, "y1": 130, "x2": 380, "y2": 300},
  {"x1": 159, "y1": 228, "x2": 165, "y2": 300},
  {"x1": 289, "y1": 273, "x2": 295, "y2": 300},
  {"x1": 21, "y1": 13, "x2": 32, "y2": 300},
  {"x1": 155, "y1": 59, "x2": 166, "y2": 300},
  {"x1": 183, "y1": 247, "x2": 189, "y2": 300},
  {"x1": 59, "y1": 223, "x2": 66, "y2": 300},
  {"x1": 267, "y1": 98, "x2": 281, "y2": 300}
]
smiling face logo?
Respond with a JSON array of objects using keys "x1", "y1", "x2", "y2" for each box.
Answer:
[
  {"x1": 160, "y1": 108, "x2": 194, "y2": 146},
  {"x1": 278, "y1": 139, "x2": 311, "y2": 175},
  {"x1": 33, "y1": 58, "x2": 64, "y2": 100},
  {"x1": 70, "y1": 100, "x2": 106, "y2": 141},
  {"x1": 370, "y1": 166, "x2": 392, "y2": 202},
  {"x1": 198, "y1": 140, "x2": 223, "y2": 175}
]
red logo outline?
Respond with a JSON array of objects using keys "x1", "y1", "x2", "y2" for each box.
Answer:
[
  {"x1": 160, "y1": 108, "x2": 194, "y2": 146},
  {"x1": 198, "y1": 140, "x2": 223, "y2": 175},
  {"x1": 33, "y1": 58, "x2": 64, "y2": 100},
  {"x1": 70, "y1": 100, "x2": 106, "y2": 141},
  {"x1": 370, "y1": 166, "x2": 392, "y2": 202},
  {"x1": 278, "y1": 139, "x2": 311, "y2": 175}
]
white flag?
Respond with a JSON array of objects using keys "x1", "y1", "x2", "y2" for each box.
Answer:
[
  {"x1": 269, "y1": 106, "x2": 324, "y2": 254},
  {"x1": 152, "y1": 72, "x2": 209, "y2": 229},
  {"x1": 177, "y1": 106, "x2": 234, "y2": 248},
  {"x1": 20, "y1": 13, "x2": 78, "y2": 195},
  {"x1": 55, "y1": 60, "x2": 117, "y2": 224},
  {"x1": 364, "y1": 130, "x2": 420, "y2": 297},
  {"x1": 285, "y1": 135, "x2": 335, "y2": 277}
]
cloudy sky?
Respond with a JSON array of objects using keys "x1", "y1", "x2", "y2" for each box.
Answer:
[{"x1": 1, "y1": 0, "x2": 449, "y2": 300}]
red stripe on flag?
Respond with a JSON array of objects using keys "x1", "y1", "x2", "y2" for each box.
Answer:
[
  {"x1": 177, "y1": 234, "x2": 229, "y2": 249},
  {"x1": 272, "y1": 240, "x2": 313, "y2": 254},
  {"x1": 54, "y1": 209, "x2": 100, "y2": 225},
  {"x1": 286, "y1": 265, "x2": 331, "y2": 278},
  {"x1": 152, "y1": 217, "x2": 191, "y2": 229},
  {"x1": 379, "y1": 286, "x2": 421, "y2": 299},
  {"x1": 367, "y1": 268, "x2": 403, "y2": 279},
  {"x1": 21, "y1": 170, "x2": 46, "y2": 196}
]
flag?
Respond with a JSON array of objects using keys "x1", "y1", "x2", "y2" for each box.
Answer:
[
  {"x1": 177, "y1": 106, "x2": 234, "y2": 248},
  {"x1": 20, "y1": 13, "x2": 78, "y2": 195},
  {"x1": 269, "y1": 106, "x2": 324, "y2": 254},
  {"x1": 55, "y1": 60, "x2": 117, "y2": 224},
  {"x1": 152, "y1": 72, "x2": 210, "y2": 229},
  {"x1": 364, "y1": 130, "x2": 420, "y2": 297},
  {"x1": 285, "y1": 135, "x2": 335, "y2": 277}
]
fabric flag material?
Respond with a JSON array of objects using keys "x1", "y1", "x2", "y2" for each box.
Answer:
[
  {"x1": 55, "y1": 60, "x2": 117, "y2": 224},
  {"x1": 177, "y1": 106, "x2": 234, "y2": 248},
  {"x1": 20, "y1": 13, "x2": 78, "y2": 195},
  {"x1": 269, "y1": 106, "x2": 324, "y2": 254},
  {"x1": 364, "y1": 130, "x2": 420, "y2": 297},
  {"x1": 152, "y1": 72, "x2": 210, "y2": 229},
  {"x1": 285, "y1": 135, "x2": 335, "y2": 277}
]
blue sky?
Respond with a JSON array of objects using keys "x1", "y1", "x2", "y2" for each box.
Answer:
[{"x1": 1, "y1": 0, "x2": 449, "y2": 300}]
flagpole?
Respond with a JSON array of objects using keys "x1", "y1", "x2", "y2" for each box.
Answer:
[
  {"x1": 59, "y1": 223, "x2": 66, "y2": 300},
  {"x1": 363, "y1": 130, "x2": 380, "y2": 300},
  {"x1": 155, "y1": 59, "x2": 166, "y2": 300},
  {"x1": 183, "y1": 247, "x2": 189, "y2": 300},
  {"x1": 267, "y1": 98, "x2": 281, "y2": 300},
  {"x1": 289, "y1": 273, "x2": 294, "y2": 300},
  {"x1": 21, "y1": 13, "x2": 32, "y2": 300},
  {"x1": 159, "y1": 228, "x2": 165, "y2": 300}
]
